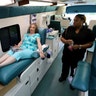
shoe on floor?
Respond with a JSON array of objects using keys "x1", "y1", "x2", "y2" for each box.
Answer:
[
  {"x1": 58, "y1": 77, "x2": 66, "y2": 82},
  {"x1": 70, "y1": 84, "x2": 75, "y2": 90}
]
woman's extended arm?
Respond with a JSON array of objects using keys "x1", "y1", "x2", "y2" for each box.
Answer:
[
  {"x1": 17, "y1": 41, "x2": 22, "y2": 47},
  {"x1": 61, "y1": 37, "x2": 74, "y2": 45},
  {"x1": 37, "y1": 38, "x2": 45, "y2": 58},
  {"x1": 13, "y1": 41, "x2": 22, "y2": 49},
  {"x1": 72, "y1": 42, "x2": 93, "y2": 50}
]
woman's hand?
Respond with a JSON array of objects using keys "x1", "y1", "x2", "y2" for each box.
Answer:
[
  {"x1": 68, "y1": 44, "x2": 79, "y2": 51},
  {"x1": 61, "y1": 37, "x2": 74, "y2": 45},
  {"x1": 72, "y1": 44, "x2": 79, "y2": 50},
  {"x1": 39, "y1": 52, "x2": 45, "y2": 59},
  {"x1": 13, "y1": 44, "x2": 20, "y2": 49},
  {"x1": 66, "y1": 39, "x2": 74, "y2": 45}
]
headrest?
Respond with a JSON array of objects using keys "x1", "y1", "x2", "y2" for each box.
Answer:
[{"x1": 38, "y1": 28, "x2": 46, "y2": 45}]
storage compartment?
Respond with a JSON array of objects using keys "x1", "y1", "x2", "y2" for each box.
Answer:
[
  {"x1": 5, "y1": 79, "x2": 30, "y2": 96},
  {"x1": 46, "y1": 33, "x2": 59, "y2": 60}
]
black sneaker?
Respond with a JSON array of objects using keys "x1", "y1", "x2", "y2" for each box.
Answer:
[
  {"x1": 58, "y1": 77, "x2": 66, "y2": 82},
  {"x1": 70, "y1": 84, "x2": 75, "y2": 90}
]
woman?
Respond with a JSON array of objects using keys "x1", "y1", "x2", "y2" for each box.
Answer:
[
  {"x1": 59, "y1": 14, "x2": 95, "y2": 83},
  {"x1": 0, "y1": 23, "x2": 45, "y2": 67}
]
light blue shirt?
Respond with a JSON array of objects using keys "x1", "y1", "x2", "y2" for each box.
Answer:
[{"x1": 20, "y1": 33, "x2": 40, "y2": 51}]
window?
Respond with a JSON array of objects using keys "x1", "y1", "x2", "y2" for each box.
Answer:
[
  {"x1": 0, "y1": 24, "x2": 21, "y2": 52},
  {"x1": 65, "y1": 13, "x2": 96, "y2": 25},
  {"x1": 0, "y1": 0, "x2": 15, "y2": 6}
]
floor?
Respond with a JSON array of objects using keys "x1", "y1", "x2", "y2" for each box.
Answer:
[{"x1": 31, "y1": 48, "x2": 78, "y2": 96}]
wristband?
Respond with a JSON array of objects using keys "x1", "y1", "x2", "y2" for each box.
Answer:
[{"x1": 79, "y1": 45, "x2": 82, "y2": 49}]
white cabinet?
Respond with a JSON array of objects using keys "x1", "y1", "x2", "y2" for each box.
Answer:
[
  {"x1": 29, "y1": 58, "x2": 41, "y2": 94},
  {"x1": 52, "y1": 35, "x2": 59, "y2": 59},
  {"x1": 5, "y1": 78, "x2": 31, "y2": 96},
  {"x1": 46, "y1": 31, "x2": 59, "y2": 61},
  {"x1": 14, "y1": 80, "x2": 30, "y2": 96},
  {"x1": 30, "y1": 58, "x2": 52, "y2": 95}
]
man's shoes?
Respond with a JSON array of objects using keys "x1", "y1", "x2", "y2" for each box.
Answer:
[
  {"x1": 70, "y1": 84, "x2": 75, "y2": 90},
  {"x1": 58, "y1": 77, "x2": 66, "y2": 82}
]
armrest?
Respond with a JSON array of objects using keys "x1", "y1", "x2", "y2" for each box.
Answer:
[
  {"x1": 32, "y1": 44, "x2": 49, "y2": 58},
  {"x1": 71, "y1": 61, "x2": 91, "y2": 92}
]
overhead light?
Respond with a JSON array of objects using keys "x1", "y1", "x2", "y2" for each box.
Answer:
[
  {"x1": 0, "y1": 0, "x2": 15, "y2": 6},
  {"x1": 23, "y1": 1, "x2": 52, "y2": 6}
]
